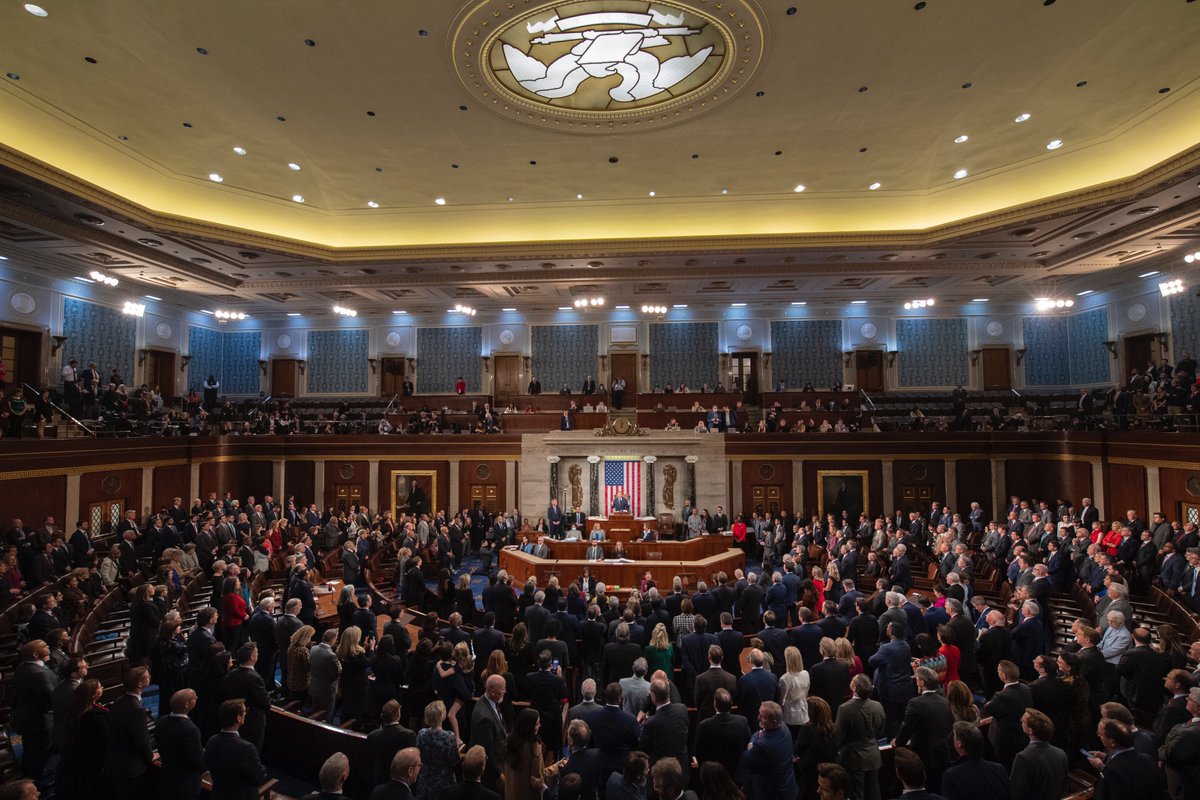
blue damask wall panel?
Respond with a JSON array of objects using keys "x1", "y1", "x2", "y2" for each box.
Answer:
[
  {"x1": 417, "y1": 327, "x2": 482, "y2": 393},
  {"x1": 770, "y1": 320, "x2": 842, "y2": 389},
  {"x1": 1022, "y1": 316, "x2": 1070, "y2": 385},
  {"x1": 649, "y1": 322, "x2": 718, "y2": 389},
  {"x1": 897, "y1": 318, "x2": 969, "y2": 388},
  {"x1": 1171, "y1": 294, "x2": 1200, "y2": 364},
  {"x1": 221, "y1": 332, "x2": 262, "y2": 395},
  {"x1": 306, "y1": 329, "x2": 369, "y2": 394},
  {"x1": 532, "y1": 324, "x2": 598, "y2": 394},
  {"x1": 1068, "y1": 308, "x2": 1110, "y2": 385},
  {"x1": 186, "y1": 325, "x2": 222, "y2": 393},
  {"x1": 61, "y1": 298, "x2": 136, "y2": 388}
]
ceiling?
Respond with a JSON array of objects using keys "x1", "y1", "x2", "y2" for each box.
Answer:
[{"x1": 0, "y1": 0, "x2": 1199, "y2": 318}]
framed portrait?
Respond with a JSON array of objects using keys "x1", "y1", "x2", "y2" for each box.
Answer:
[
  {"x1": 816, "y1": 470, "x2": 869, "y2": 522},
  {"x1": 391, "y1": 470, "x2": 438, "y2": 519}
]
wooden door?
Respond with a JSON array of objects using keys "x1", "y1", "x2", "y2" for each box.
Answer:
[
  {"x1": 731, "y1": 351, "x2": 759, "y2": 398},
  {"x1": 494, "y1": 354, "x2": 521, "y2": 395},
  {"x1": 0, "y1": 327, "x2": 42, "y2": 392},
  {"x1": 981, "y1": 348, "x2": 1012, "y2": 391},
  {"x1": 751, "y1": 485, "x2": 781, "y2": 517},
  {"x1": 898, "y1": 484, "x2": 933, "y2": 515},
  {"x1": 610, "y1": 352, "x2": 638, "y2": 395},
  {"x1": 380, "y1": 357, "x2": 406, "y2": 397},
  {"x1": 88, "y1": 499, "x2": 124, "y2": 536},
  {"x1": 333, "y1": 484, "x2": 362, "y2": 514},
  {"x1": 1123, "y1": 334, "x2": 1155, "y2": 378},
  {"x1": 469, "y1": 484, "x2": 499, "y2": 514},
  {"x1": 272, "y1": 359, "x2": 297, "y2": 397},
  {"x1": 855, "y1": 350, "x2": 884, "y2": 392},
  {"x1": 144, "y1": 350, "x2": 176, "y2": 400}
]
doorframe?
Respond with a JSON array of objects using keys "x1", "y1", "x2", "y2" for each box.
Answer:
[
  {"x1": 144, "y1": 346, "x2": 180, "y2": 400},
  {"x1": 490, "y1": 351, "x2": 523, "y2": 395},
  {"x1": 852, "y1": 346, "x2": 886, "y2": 393},
  {"x1": 269, "y1": 356, "x2": 300, "y2": 398},
  {"x1": 979, "y1": 345, "x2": 1013, "y2": 392},
  {"x1": 1119, "y1": 329, "x2": 1162, "y2": 384},
  {"x1": 0, "y1": 321, "x2": 49, "y2": 389},
  {"x1": 727, "y1": 348, "x2": 761, "y2": 395}
]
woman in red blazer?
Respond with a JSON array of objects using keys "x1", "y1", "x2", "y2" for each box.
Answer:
[{"x1": 220, "y1": 575, "x2": 248, "y2": 649}]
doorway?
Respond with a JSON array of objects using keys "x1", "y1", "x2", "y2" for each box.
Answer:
[
  {"x1": 469, "y1": 484, "x2": 500, "y2": 514},
  {"x1": 0, "y1": 327, "x2": 42, "y2": 392},
  {"x1": 271, "y1": 359, "x2": 298, "y2": 397},
  {"x1": 333, "y1": 484, "x2": 363, "y2": 515},
  {"x1": 1123, "y1": 333, "x2": 1160, "y2": 379},
  {"x1": 380, "y1": 357, "x2": 406, "y2": 397},
  {"x1": 750, "y1": 485, "x2": 781, "y2": 518},
  {"x1": 981, "y1": 348, "x2": 1012, "y2": 391},
  {"x1": 855, "y1": 350, "x2": 884, "y2": 392},
  {"x1": 730, "y1": 351, "x2": 759, "y2": 397},
  {"x1": 609, "y1": 352, "x2": 639, "y2": 396},
  {"x1": 494, "y1": 354, "x2": 522, "y2": 395},
  {"x1": 143, "y1": 349, "x2": 176, "y2": 400}
]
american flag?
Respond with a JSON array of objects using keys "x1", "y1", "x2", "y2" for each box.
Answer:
[{"x1": 604, "y1": 459, "x2": 641, "y2": 516}]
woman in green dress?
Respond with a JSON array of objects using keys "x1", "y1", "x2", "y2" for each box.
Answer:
[{"x1": 644, "y1": 622, "x2": 675, "y2": 680}]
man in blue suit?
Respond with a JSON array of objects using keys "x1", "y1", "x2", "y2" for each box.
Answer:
[
  {"x1": 740, "y1": 701, "x2": 798, "y2": 800},
  {"x1": 706, "y1": 405, "x2": 722, "y2": 431},
  {"x1": 734, "y1": 649, "x2": 779, "y2": 731},
  {"x1": 765, "y1": 572, "x2": 789, "y2": 622},
  {"x1": 1010, "y1": 600, "x2": 1046, "y2": 681},
  {"x1": 868, "y1": 622, "x2": 914, "y2": 737},
  {"x1": 585, "y1": 683, "x2": 640, "y2": 778},
  {"x1": 204, "y1": 700, "x2": 267, "y2": 800},
  {"x1": 547, "y1": 498, "x2": 564, "y2": 539},
  {"x1": 611, "y1": 493, "x2": 630, "y2": 512}
]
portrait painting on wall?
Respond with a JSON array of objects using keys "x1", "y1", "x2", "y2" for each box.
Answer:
[
  {"x1": 391, "y1": 470, "x2": 437, "y2": 519},
  {"x1": 816, "y1": 470, "x2": 868, "y2": 523}
]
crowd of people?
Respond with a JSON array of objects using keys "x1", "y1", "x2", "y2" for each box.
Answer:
[{"x1": 4, "y1": 477, "x2": 1200, "y2": 800}]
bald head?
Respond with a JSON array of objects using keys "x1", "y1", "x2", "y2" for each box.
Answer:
[
  {"x1": 170, "y1": 689, "x2": 197, "y2": 715},
  {"x1": 391, "y1": 747, "x2": 421, "y2": 781}
]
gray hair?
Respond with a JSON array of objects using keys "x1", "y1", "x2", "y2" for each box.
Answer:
[
  {"x1": 632, "y1": 657, "x2": 648, "y2": 677},
  {"x1": 1107, "y1": 610, "x2": 1126, "y2": 626},
  {"x1": 1021, "y1": 600, "x2": 1041, "y2": 618},
  {"x1": 534, "y1": 590, "x2": 545, "y2": 603},
  {"x1": 580, "y1": 678, "x2": 596, "y2": 700},
  {"x1": 915, "y1": 666, "x2": 939, "y2": 687}
]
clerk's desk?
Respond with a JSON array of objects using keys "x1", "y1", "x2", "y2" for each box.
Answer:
[
  {"x1": 584, "y1": 512, "x2": 656, "y2": 542},
  {"x1": 498, "y1": 534, "x2": 744, "y2": 594}
]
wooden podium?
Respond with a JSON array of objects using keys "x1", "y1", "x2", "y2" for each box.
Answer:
[{"x1": 585, "y1": 513, "x2": 657, "y2": 542}]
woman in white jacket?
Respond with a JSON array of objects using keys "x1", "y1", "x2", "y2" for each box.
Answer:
[{"x1": 778, "y1": 645, "x2": 811, "y2": 738}]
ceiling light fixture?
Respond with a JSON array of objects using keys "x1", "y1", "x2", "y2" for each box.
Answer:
[
  {"x1": 576, "y1": 194, "x2": 584, "y2": 200},
  {"x1": 1076, "y1": 290, "x2": 1094, "y2": 296},
  {"x1": 954, "y1": 135, "x2": 969, "y2": 144},
  {"x1": 287, "y1": 162, "x2": 301, "y2": 171},
  {"x1": 434, "y1": 197, "x2": 446, "y2": 205},
  {"x1": 574, "y1": 297, "x2": 606, "y2": 308},
  {"x1": 208, "y1": 173, "x2": 224, "y2": 183},
  {"x1": 791, "y1": 301, "x2": 807, "y2": 306},
  {"x1": 392, "y1": 310, "x2": 407, "y2": 315},
  {"x1": 1159, "y1": 279, "x2": 1186, "y2": 297},
  {"x1": 673, "y1": 304, "x2": 688, "y2": 309},
  {"x1": 367, "y1": 201, "x2": 380, "y2": 208},
  {"x1": 501, "y1": 307, "x2": 517, "y2": 312},
  {"x1": 1014, "y1": 113, "x2": 1031, "y2": 123},
  {"x1": 558, "y1": 306, "x2": 572, "y2": 311},
  {"x1": 232, "y1": 146, "x2": 247, "y2": 155},
  {"x1": 851, "y1": 300, "x2": 868, "y2": 305},
  {"x1": 88, "y1": 270, "x2": 118, "y2": 287},
  {"x1": 144, "y1": 295, "x2": 162, "y2": 301},
  {"x1": 332, "y1": 305, "x2": 358, "y2": 317},
  {"x1": 1046, "y1": 139, "x2": 1064, "y2": 150},
  {"x1": 214, "y1": 310, "x2": 248, "y2": 320},
  {"x1": 74, "y1": 276, "x2": 94, "y2": 283},
  {"x1": 903, "y1": 298, "x2": 936, "y2": 309},
  {"x1": 648, "y1": 191, "x2": 656, "y2": 197},
  {"x1": 23, "y1": 4, "x2": 48, "y2": 16},
  {"x1": 291, "y1": 195, "x2": 305, "y2": 203},
  {"x1": 793, "y1": 184, "x2": 806, "y2": 193},
  {"x1": 1183, "y1": 251, "x2": 1200, "y2": 263},
  {"x1": 1035, "y1": 297, "x2": 1075, "y2": 311},
  {"x1": 452, "y1": 304, "x2": 476, "y2": 316},
  {"x1": 868, "y1": 182, "x2": 882, "y2": 190},
  {"x1": 953, "y1": 169, "x2": 968, "y2": 180},
  {"x1": 122, "y1": 301, "x2": 145, "y2": 317},
  {"x1": 971, "y1": 298, "x2": 989, "y2": 303},
  {"x1": 1139, "y1": 271, "x2": 1160, "y2": 278},
  {"x1": 615, "y1": 305, "x2": 630, "y2": 310},
  {"x1": 731, "y1": 303, "x2": 747, "y2": 307},
  {"x1": 641, "y1": 304, "x2": 668, "y2": 314},
  {"x1": 286, "y1": 312, "x2": 302, "y2": 317}
]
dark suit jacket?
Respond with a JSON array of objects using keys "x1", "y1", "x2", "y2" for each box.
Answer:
[
  {"x1": 585, "y1": 705, "x2": 640, "y2": 776},
  {"x1": 434, "y1": 782, "x2": 498, "y2": 800},
  {"x1": 1154, "y1": 695, "x2": 1191, "y2": 745},
  {"x1": 601, "y1": 640, "x2": 643, "y2": 685},
  {"x1": 1010, "y1": 618, "x2": 1046, "y2": 680},
  {"x1": 102, "y1": 693, "x2": 154, "y2": 781},
  {"x1": 895, "y1": 691, "x2": 954, "y2": 775},
  {"x1": 468, "y1": 698, "x2": 507, "y2": 783},
  {"x1": 735, "y1": 668, "x2": 779, "y2": 730},
  {"x1": 370, "y1": 781, "x2": 416, "y2": 800},
  {"x1": 367, "y1": 723, "x2": 418, "y2": 787},
  {"x1": 11, "y1": 661, "x2": 56, "y2": 736},
  {"x1": 982, "y1": 683, "x2": 1033, "y2": 766},
  {"x1": 716, "y1": 628, "x2": 745, "y2": 675},
  {"x1": 835, "y1": 697, "x2": 885, "y2": 770},
  {"x1": 890, "y1": 556, "x2": 912, "y2": 592},
  {"x1": 809, "y1": 657, "x2": 852, "y2": 717},
  {"x1": 694, "y1": 666, "x2": 738, "y2": 722},
  {"x1": 205, "y1": 730, "x2": 267, "y2": 800},
  {"x1": 221, "y1": 665, "x2": 270, "y2": 748},
  {"x1": 1117, "y1": 645, "x2": 1168, "y2": 711},
  {"x1": 1008, "y1": 740, "x2": 1068, "y2": 800},
  {"x1": 940, "y1": 756, "x2": 1010, "y2": 800},
  {"x1": 1093, "y1": 749, "x2": 1165, "y2": 800},
  {"x1": 561, "y1": 747, "x2": 605, "y2": 800},
  {"x1": 639, "y1": 702, "x2": 690, "y2": 783},
  {"x1": 694, "y1": 712, "x2": 750, "y2": 777},
  {"x1": 156, "y1": 713, "x2": 205, "y2": 799}
]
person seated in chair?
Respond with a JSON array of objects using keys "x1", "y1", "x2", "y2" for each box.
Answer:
[
  {"x1": 589, "y1": 524, "x2": 606, "y2": 542},
  {"x1": 586, "y1": 540, "x2": 605, "y2": 561},
  {"x1": 640, "y1": 525, "x2": 657, "y2": 542}
]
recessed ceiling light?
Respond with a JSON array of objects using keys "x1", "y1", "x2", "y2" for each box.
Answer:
[
  {"x1": 144, "y1": 294, "x2": 162, "y2": 301},
  {"x1": 648, "y1": 191, "x2": 656, "y2": 197},
  {"x1": 502, "y1": 307, "x2": 517, "y2": 312},
  {"x1": 851, "y1": 300, "x2": 868, "y2": 305},
  {"x1": 208, "y1": 173, "x2": 224, "y2": 183},
  {"x1": 615, "y1": 305, "x2": 630, "y2": 310},
  {"x1": 721, "y1": 188, "x2": 729, "y2": 195},
  {"x1": 232, "y1": 146, "x2": 247, "y2": 155},
  {"x1": 392, "y1": 310, "x2": 407, "y2": 315},
  {"x1": 971, "y1": 298, "x2": 989, "y2": 303},
  {"x1": 0, "y1": 255, "x2": 7, "y2": 260},
  {"x1": 1014, "y1": 113, "x2": 1032, "y2": 123},
  {"x1": 367, "y1": 201, "x2": 379, "y2": 208},
  {"x1": 23, "y1": 4, "x2": 48, "y2": 16},
  {"x1": 953, "y1": 169, "x2": 968, "y2": 180},
  {"x1": 673, "y1": 304, "x2": 688, "y2": 308},
  {"x1": 1139, "y1": 271, "x2": 1160, "y2": 278},
  {"x1": 791, "y1": 301, "x2": 806, "y2": 306},
  {"x1": 558, "y1": 306, "x2": 572, "y2": 311},
  {"x1": 731, "y1": 303, "x2": 747, "y2": 307},
  {"x1": 200, "y1": 309, "x2": 214, "y2": 315},
  {"x1": 868, "y1": 182, "x2": 882, "y2": 190},
  {"x1": 576, "y1": 194, "x2": 583, "y2": 200},
  {"x1": 954, "y1": 135, "x2": 969, "y2": 144},
  {"x1": 434, "y1": 197, "x2": 446, "y2": 205},
  {"x1": 1076, "y1": 290, "x2": 1094, "y2": 296},
  {"x1": 286, "y1": 312, "x2": 302, "y2": 317},
  {"x1": 793, "y1": 184, "x2": 806, "y2": 193},
  {"x1": 291, "y1": 194, "x2": 305, "y2": 203},
  {"x1": 1046, "y1": 139, "x2": 1064, "y2": 150},
  {"x1": 287, "y1": 162, "x2": 301, "y2": 171},
  {"x1": 74, "y1": 276, "x2": 94, "y2": 283}
]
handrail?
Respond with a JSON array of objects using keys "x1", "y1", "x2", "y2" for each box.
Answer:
[
  {"x1": 23, "y1": 382, "x2": 96, "y2": 437},
  {"x1": 383, "y1": 393, "x2": 399, "y2": 415},
  {"x1": 860, "y1": 389, "x2": 877, "y2": 411}
]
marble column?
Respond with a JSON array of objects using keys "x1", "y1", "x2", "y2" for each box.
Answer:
[
  {"x1": 448, "y1": 463, "x2": 460, "y2": 513},
  {"x1": 548, "y1": 457, "x2": 560, "y2": 503},
  {"x1": 505, "y1": 461, "x2": 517, "y2": 510},
  {"x1": 141, "y1": 467, "x2": 153, "y2": 515},
  {"x1": 944, "y1": 459, "x2": 957, "y2": 512},
  {"x1": 685, "y1": 456, "x2": 698, "y2": 506},
  {"x1": 881, "y1": 460, "x2": 894, "y2": 519},
  {"x1": 368, "y1": 460, "x2": 380, "y2": 513},
  {"x1": 644, "y1": 457, "x2": 657, "y2": 516},
  {"x1": 66, "y1": 474, "x2": 80, "y2": 525},
  {"x1": 588, "y1": 456, "x2": 600, "y2": 516},
  {"x1": 990, "y1": 458, "x2": 1006, "y2": 522},
  {"x1": 314, "y1": 461, "x2": 325, "y2": 509},
  {"x1": 1146, "y1": 466, "x2": 1161, "y2": 514}
]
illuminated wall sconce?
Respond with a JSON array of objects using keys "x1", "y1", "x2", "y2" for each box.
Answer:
[
  {"x1": 258, "y1": 359, "x2": 268, "y2": 375},
  {"x1": 1015, "y1": 349, "x2": 1027, "y2": 366},
  {"x1": 367, "y1": 358, "x2": 377, "y2": 374},
  {"x1": 297, "y1": 360, "x2": 307, "y2": 375},
  {"x1": 887, "y1": 350, "x2": 898, "y2": 367}
]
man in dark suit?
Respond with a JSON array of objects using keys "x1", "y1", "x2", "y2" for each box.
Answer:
[
  {"x1": 983, "y1": 661, "x2": 1034, "y2": 770},
  {"x1": 275, "y1": 598, "x2": 303, "y2": 690},
  {"x1": 11, "y1": 640, "x2": 56, "y2": 784},
  {"x1": 976, "y1": 610, "x2": 1012, "y2": 696},
  {"x1": 248, "y1": 597, "x2": 278, "y2": 693},
  {"x1": 868, "y1": 622, "x2": 914, "y2": 737},
  {"x1": 735, "y1": 649, "x2": 780, "y2": 731},
  {"x1": 221, "y1": 643, "x2": 271, "y2": 752},
  {"x1": 368, "y1": 700, "x2": 417, "y2": 787},
  {"x1": 847, "y1": 598, "x2": 879, "y2": 664},
  {"x1": 585, "y1": 683, "x2": 641, "y2": 778},
  {"x1": 835, "y1": 674, "x2": 886, "y2": 800},
  {"x1": 1160, "y1": 687, "x2": 1200, "y2": 800},
  {"x1": 1010, "y1": 600, "x2": 1047, "y2": 681},
  {"x1": 757, "y1": 611, "x2": 790, "y2": 677},
  {"x1": 639, "y1": 679, "x2": 691, "y2": 785},
  {"x1": 291, "y1": 566, "x2": 318, "y2": 625},
  {"x1": 1009, "y1": 709, "x2": 1067, "y2": 800},
  {"x1": 1089, "y1": 718, "x2": 1166, "y2": 800},
  {"x1": 694, "y1": 688, "x2": 751, "y2": 777},
  {"x1": 789, "y1": 607, "x2": 825, "y2": 669},
  {"x1": 741, "y1": 700, "x2": 799, "y2": 800},
  {"x1": 469, "y1": 676, "x2": 508, "y2": 786},
  {"x1": 890, "y1": 544, "x2": 913, "y2": 593},
  {"x1": 810, "y1": 637, "x2": 852, "y2": 717},
  {"x1": 943, "y1": 599, "x2": 979, "y2": 691},
  {"x1": 434, "y1": 746, "x2": 499, "y2": 800},
  {"x1": 527, "y1": 651, "x2": 569, "y2": 757},
  {"x1": 942, "y1": 721, "x2": 1010, "y2": 800},
  {"x1": 694, "y1": 644, "x2": 738, "y2": 725},
  {"x1": 716, "y1": 612, "x2": 744, "y2": 675},
  {"x1": 102, "y1": 666, "x2": 155, "y2": 799},
  {"x1": 679, "y1": 616, "x2": 718, "y2": 697},
  {"x1": 157, "y1": 689, "x2": 206, "y2": 800},
  {"x1": 601, "y1": 623, "x2": 643, "y2": 685},
  {"x1": 558, "y1": 720, "x2": 604, "y2": 800},
  {"x1": 547, "y1": 498, "x2": 564, "y2": 539},
  {"x1": 1117, "y1": 626, "x2": 1168, "y2": 712},
  {"x1": 205, "y1": 700, "x2": 268, "y2": 800},
  {"x1": 894, "y1": 667, "x2": 954, "y2": 791}
]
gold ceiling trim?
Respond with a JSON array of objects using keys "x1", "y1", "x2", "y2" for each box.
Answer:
[{"x1": 1, "y1": 141, "x2": 1199, "y2": 263}]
